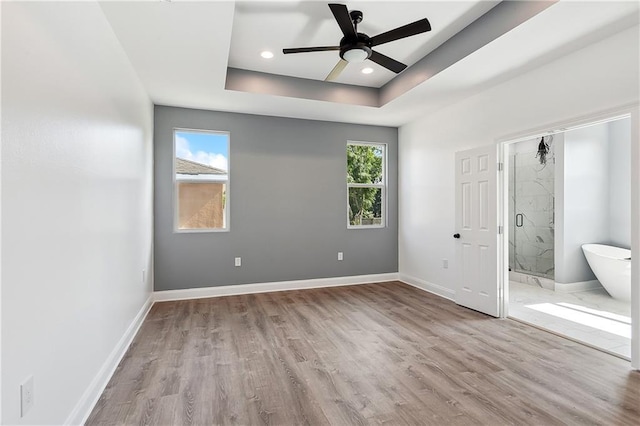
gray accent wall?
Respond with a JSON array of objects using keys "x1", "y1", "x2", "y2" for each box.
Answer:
[{"x1": 154, "y1": 106, "x2": 398, "y2": 291}]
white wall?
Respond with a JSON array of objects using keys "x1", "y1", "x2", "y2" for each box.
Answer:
[
  {"x1": 0, "y1": 2, "x2": 3, "y2": 420},
  {"x1": 1, "y1": 2, "x2": 153, "y2": 424},
  {"x1": 398, "y1": 25, "x2": 639, "y2": 295},
  {"x1": 631, "y1": 107, "x2": 640, "y2": 369}
]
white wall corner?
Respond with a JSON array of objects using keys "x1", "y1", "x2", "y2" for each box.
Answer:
[
  {"x1": 399, "y1": 274, "x2": 456, "y2": 301},
  {"x1": 154, "y1": 273, "x2": 400, "y2": 302},
  {"x1": 65, "y1": 296, "x2": 154, "y2": 426}
]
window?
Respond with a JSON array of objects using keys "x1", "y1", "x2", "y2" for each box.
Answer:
[
  {"x1": 174, "y1": 129, "x2": 229, "y2": 232},
  {"x1": 347, "y1": 142, "x2": 386, "y2": 228}
]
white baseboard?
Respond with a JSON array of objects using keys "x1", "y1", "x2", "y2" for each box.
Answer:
[
  {"x1": 65, "y1": 296, "x2": 154, "y2": 426},
  {"x1": 399, "y1": 273, "x2": 455, "y2": 301},
  {"x1": 554, "y1": 279, "x2": 602, "y2": 293},
  {"x1": 154, "y1": 273, "x2": 400, "y2": 302},
  {"x1": 69, "y1": 273, "x2": 398, "y2": 423}
]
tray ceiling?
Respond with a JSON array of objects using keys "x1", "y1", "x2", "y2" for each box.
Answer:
[{"x1": 228, "y1": 1, "x2": 499, "y2": 88}]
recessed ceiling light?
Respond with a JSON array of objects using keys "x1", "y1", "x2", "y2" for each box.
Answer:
[
  {"x1": 361, "y1": 67, "x2": 374, "y2": 74},
  {"x1": 261, "y1": 51, "x2": 274, "y2": 59}
]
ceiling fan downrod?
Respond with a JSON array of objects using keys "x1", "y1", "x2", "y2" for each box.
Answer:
[{"x1": 350, "y1": 10, "x2": 363, "y2": 33}]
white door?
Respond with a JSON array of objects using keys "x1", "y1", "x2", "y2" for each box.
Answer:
[{"x1": 454, "y1": 145, "x2": 500, "y2": 317}]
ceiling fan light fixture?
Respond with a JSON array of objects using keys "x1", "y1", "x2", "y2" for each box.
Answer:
[
  {"x1": 342, "y1": 47, "x2": 369, "y2": 63},
  {"x1": 260, "y1": 51, "x2": 274, "y2": 59},
  {"x1": 361, "y1": 67, "x2": 374, "y2": 74}
]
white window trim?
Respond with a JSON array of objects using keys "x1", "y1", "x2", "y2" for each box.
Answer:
[
  {"x1": 346, "y1": 141, "x2": 387, "y2": 229},
  {"x1": 173, "y1": 127, "x2": 230, "y2": 233}
]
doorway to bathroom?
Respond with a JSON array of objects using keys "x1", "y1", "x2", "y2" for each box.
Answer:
[{"x1": 505, "y1": 115, "x2": 632, "y2": 359}]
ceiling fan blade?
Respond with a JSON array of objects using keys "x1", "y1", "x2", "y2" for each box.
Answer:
[
  {"x1": 329, "y1": 3, "x2": 356, "y2": 39},
  {"x1": 370, "y1": 18, "x2": 431, "y2": 46},
  {"x1": 325, "y1": 59, "x2": 348, "y2": 81},
  {"x1": 283, "y1": 46, "x2": 341, "y2": 54},
  {"x1": 369, "y1": 50, "x2": 407, "y2": 74}
]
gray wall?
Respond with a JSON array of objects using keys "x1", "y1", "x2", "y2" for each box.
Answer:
[
  {"x1": 555, "y1": 118, "x2": 631, "y2": 284},
  {"x1": 154, "y1": 106, "x2": 398, "y2": 291},
  {"x1": 608, "y1": 118, "x2": 631, "y2": 248},
  {"x1": 557, "y1": 125, "x2": 608, "y2": 283}
]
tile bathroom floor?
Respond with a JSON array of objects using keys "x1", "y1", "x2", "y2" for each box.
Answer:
[{"x1": 509, "y1": 281, "x2": 631, "y2": 358}]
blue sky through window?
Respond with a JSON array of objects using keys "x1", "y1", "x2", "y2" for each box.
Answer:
[{"x1": 175, "y1": 131, "x2": 229, "y2": 171}]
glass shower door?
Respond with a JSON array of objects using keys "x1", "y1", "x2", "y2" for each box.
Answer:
[{"x1": 509, "y1": 149, "x2": 555, "y2": 279}]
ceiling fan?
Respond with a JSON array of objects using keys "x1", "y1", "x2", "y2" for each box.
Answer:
[{"x1": 283, "y1": 3, "x2": 431, "y2": 81}]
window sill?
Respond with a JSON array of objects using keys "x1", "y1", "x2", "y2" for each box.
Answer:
[
  {"x1": 347, "y1": 224, "x2": 386, "y2": 230},
  {"x1": 173, "y1": 228, "x2": 229, "y2": 234}
]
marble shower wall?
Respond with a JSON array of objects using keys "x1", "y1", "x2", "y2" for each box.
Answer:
[{"x1": 509, "y1": 140, "x2": 555, "y2": 279}]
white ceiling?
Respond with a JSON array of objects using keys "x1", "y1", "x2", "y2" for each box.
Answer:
[
  {"x1": 228, "y1": 1, "x2": 498, "y2": 87},
  {"x1": 98, "y1": 1, "x2": 639, "y2": 127}
]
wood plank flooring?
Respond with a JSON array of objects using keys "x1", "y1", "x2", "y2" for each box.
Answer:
[{"x1": 86, "y1": 281, "x2": 640, "y2": 425}]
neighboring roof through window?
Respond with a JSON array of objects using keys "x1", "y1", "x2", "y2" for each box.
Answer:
[{"x1": 175, "y1": 157, "x2": 226, "y2": 175}]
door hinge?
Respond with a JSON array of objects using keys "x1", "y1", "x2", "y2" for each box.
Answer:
[
  {"x1": 498, "y1": 225, "x2": 504, "y2": 235},
  {"x1": 497, "y1": 162, "x2": 504, "y2": 171}
]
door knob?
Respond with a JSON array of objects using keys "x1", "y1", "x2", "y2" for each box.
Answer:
[{"x1": 453, "y1": 233, "x2": 460, "y2": 239}]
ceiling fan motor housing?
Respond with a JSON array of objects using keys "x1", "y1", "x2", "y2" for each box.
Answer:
[{"x1": 339, "y1": 33, "x2": 372, "y2": 62}]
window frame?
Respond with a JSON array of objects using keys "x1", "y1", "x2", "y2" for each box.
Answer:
[
  {"x1": 346, "y1": 141, "x2": 387, "y2": 229},
  {"x1": 173, "y1": 127, "x2": 231, "y2": 233}
]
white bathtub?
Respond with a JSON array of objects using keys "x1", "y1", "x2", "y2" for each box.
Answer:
[{"x1": 582, "y1": 244, "x2": 631, "y2": 302}]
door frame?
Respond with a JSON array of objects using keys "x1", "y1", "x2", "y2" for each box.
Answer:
[{"x1": 496, "y1": 102, "x2": 639, "y2": 369}]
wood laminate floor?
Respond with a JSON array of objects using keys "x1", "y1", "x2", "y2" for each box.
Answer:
[{"x1": 87, "y1": 282, "x2": 640, "y2": 425}]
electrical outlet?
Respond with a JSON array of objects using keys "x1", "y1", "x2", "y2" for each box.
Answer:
[
  {"x1": 235, "y1": 257, "x2": 241, "y2": 267},
  {"x1": 442, "y1": 259, "x2": 449, "y2": 269},
  {"x1": 338, "y1": 252, "x2": 344, "y2": 261},
  {"x1": 20, "y1": 376, "x2": 34, "y2": 417}
]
